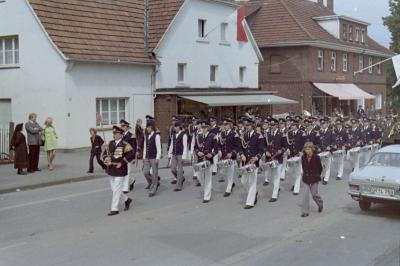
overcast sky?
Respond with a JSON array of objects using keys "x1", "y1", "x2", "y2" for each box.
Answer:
[{"x1": 334, "y1": 0, "x2": 392, "y2": 48}]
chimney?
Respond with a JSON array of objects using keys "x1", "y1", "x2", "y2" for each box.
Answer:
[{"x1": 327, "y1": 0, "x2": 334, "y2": 11}]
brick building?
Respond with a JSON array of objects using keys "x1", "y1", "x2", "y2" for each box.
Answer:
[{"x1": 246, "y1": 0, "x2": 393, "y2": 116}]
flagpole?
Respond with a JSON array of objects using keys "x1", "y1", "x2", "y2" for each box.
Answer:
[{"x1": 353, "y1": 56, "x2": 395, "y2": 76}]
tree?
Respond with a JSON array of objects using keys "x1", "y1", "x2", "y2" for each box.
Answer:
[{"x1": 384, "y1": 0, "x2": 400, "y2": 112}]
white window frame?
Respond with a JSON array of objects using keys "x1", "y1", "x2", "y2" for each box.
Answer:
[
  {"x1": 198, "y1": 19, "x2": 206, "y2": 39},
  {"x1": 368, "y1": 57, "x2": 373, "y2": 74},
  {"x1": 361, "y1": 28, "x2": 365, "y2": 43},
  {"x1": 177, "y1": 63, "x2": 187, "y2": 84},
  {"x1": 342, "y1": 53, "x2": 348, "y2": 72},
  {"x1": 349, "y1": 26, "x2": 353, "y2": 41},
  {"x1": 377, "y1": 58, "x2": 382, "y2": 75},
  {"x1": 330, "y1": 51, "x2": 336, "y2": 72},
  {"x1": 355, "y1": 27, "x2": 360, "y2": 42},
  {"x1": 96, "y1": 98, "x2": 128, "y2": 127},
  {"x1": 0, "y1": 36, "x2": 19, "y2": 67},
  {"x1": 375, "y1": 94, "x2": 382, "y2": 110},
  {"x1": 358, "y1": 55, "x2": 364, "y2": 73},
  {"x1": 220, "y1": 23, "x2": 228, "y2": 42},
  {"x1": 317, "y1": 50, "x2": 324, "y2": 71},
  {"x1": 210, "y1": 65, "x2": 218, "y2": 84},
  {"x1": 239, "y1": 66, "x2": 246, "y2": 84}
]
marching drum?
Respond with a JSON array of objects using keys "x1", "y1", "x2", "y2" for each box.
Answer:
[
  {"x1": 318, "y1": 151, "x2": 331, "y2": 159},
  {"x1": 287, "y1": 156, "x2": 301, "y2": 167},
  {"x1": 193, "y1": 160, "x2": 211, "y2": 172},
  {"x1": 238, "y1": 164, "x2": 257, "y2": 175},
  {"x1": 332, "y1": 150, "x2": 345, "y2": 158},
  {"x1": 217, "y1": 159, "x2": 233, "y2": 170}
]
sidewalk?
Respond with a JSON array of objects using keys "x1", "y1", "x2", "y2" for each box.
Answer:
[{"x1": 0, "y1": 150, "x2": 170, "y2": 194}]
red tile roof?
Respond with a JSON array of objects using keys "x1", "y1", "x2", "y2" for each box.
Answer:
[
  {"x1": 246, "y1": 0, "x2": 392, "y2": 55},
  {"x1": 28, "y1": 0, "x2": 158, "y2": 64}
]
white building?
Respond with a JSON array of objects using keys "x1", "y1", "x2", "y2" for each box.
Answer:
[{"x1": 0, "y1": 0, "x2": 157, "y2": 149}]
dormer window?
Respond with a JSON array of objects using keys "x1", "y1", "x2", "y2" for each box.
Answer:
[
  {"x1": 349, "y1": 26, "x2": 353, "y2": 41},
  {"x1": 361, "y1": 29, "x2": 365, "y2": 44},
  {"x1": 342, "y1": 24, "x2": 347, "y2": 40},
  {"x1": 355, "y1": 27, "x2": 360, "y2": 42}
]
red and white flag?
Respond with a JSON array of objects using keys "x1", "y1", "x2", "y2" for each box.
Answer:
[
  {"x1": 393, "y1": 54, "x2": 400, "y2": 88},
  {"x1": 227, "y1": 6, "x2": 248, "y2": 42}
]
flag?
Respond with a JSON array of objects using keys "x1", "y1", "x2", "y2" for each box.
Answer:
[
  {"x1": 393, "y1": 54, "x2": 400, "y2": 88},
  {"x1": 227, "y1": 6, "x2": 248, "y2": 42}
]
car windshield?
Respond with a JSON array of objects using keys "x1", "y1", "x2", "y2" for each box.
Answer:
[{"x1": 368, "y1": 152, "x2": 400, "y2": 167}]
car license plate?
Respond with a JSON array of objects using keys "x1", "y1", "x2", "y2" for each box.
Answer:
[{"x1": 370, "y1": 187, "x2": 394, "y2": 196}]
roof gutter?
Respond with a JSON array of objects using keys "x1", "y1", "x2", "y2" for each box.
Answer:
[{"x1": 259, "y1": 40, "x2": 394, "y2": 58}]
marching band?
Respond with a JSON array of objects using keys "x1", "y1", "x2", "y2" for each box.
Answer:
[{"x1": 102, "y1": 113, "x2": 385, "y2": 216}]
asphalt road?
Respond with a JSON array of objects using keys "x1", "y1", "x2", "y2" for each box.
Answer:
[{"x1": 0, "y1": 165, "x2": 399, "y2": 266}]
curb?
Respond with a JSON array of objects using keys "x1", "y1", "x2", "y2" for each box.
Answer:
[{"x1": 0, "y1": 166, "x2": 171, "y2": 195}]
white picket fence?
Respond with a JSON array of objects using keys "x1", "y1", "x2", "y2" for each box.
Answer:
[{"x1": 0, "y1": 124, "x2": 11, "y2": 161}]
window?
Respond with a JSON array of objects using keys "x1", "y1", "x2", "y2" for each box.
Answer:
[
  {"x1": 361, "y1": 29, "x2": 365, "y2": 43},
  {"x1": 355, "y1": 27, "x2": 360, "y2": 42},
  {"x1": 317, "y1": 50, "x2": 324, "y2": 71},
  {"x1": 0, "y1": 36, "x2": 19, "y2": 66},
  {"x1": 198, "y1": 19, "x2": 206, "y2": 38},
  {"x1": 96, "y1": 98, "x2": 127, "y2": 126},
  {"x1": 349, "y1": 26, "x2": 353, "y2": 41},
  {"x1": 177, "y1": 63, "x2": 187, "y2": 83},
  {"x1": 210, "y1": 65, "x2": 218, "y2": 83},
  {"x1": 331, "y1": 52, "x2": 336, "y2": 72},
  {"x1": 375, "y1": 94, "x2": 382, "y2": 110},
  {"x1": 358, "y1": 55, "x2": 364, "y2": 73},
  {"x1": 220, "y1": 23, "x2": 228, "y2": 41},
  {"x1": 342, "y1": 24, "x2": 347, "y2": 40},
  {"x1": 342, "y1": 53, "x2": 348, "y2": 72},
  {"x1": 239, "y1": 66, "x2": 246, "y2": 84},
  {"x1": 377, "y1": 58, "x2": 382, "y2": 74},
  {"x1": 368, "y1": 57, "x2": 373, "y2": 74}
]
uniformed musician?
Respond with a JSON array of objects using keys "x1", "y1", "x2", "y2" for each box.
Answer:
[
  {"x1": 210, "y1": 116, "x2": 220, "y2": 177},
  {"x1": 318, "y1": 118, "x2": 334, "y2": 185},
  {"x1": 332, "y1": 119, "x2": 347, "y2": 180},
  {"x1": 347, "y1": 119, "x2": 363, "y2": 172},
  {"x1": 168, "y1": 120, "x2": 188, "y2": 192},
  {"x1": 120, "y1": 120, "x2": 137, "y2": 193},
  {"x1": 286, "y1": 119, "x2": 304, "y2": 195}
]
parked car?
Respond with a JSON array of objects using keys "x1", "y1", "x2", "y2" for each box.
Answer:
[{"x1": 348, "y1": 145, "x2": 400, "y2": 211}]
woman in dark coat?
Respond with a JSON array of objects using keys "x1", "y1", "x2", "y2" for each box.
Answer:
[
  {"x1": 87, "y1": 128, "x2": 107, "y2": 173},
  {"x1": 301, "y1": 142, "x2": 324, "y2": 217},
  {"x1": 10, "y1": 124, "x2": 29, "y2": 175}
]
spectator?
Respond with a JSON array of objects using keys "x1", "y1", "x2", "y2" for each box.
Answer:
[
  {"x1": 43, "y1": 117, "x2": 58, "y2": 171},
  {"x1": 88, "y1": 128, "x2": 107, "y2": 173},
  {"x1": 10, "y1": 123, "x2": 29, "y2": 175},
  {"x1": 300, "y1": 142, "x2": 324, "y2": 218},
  {"x1": 25, "y1": 113, "x2": 43, "y2": 172}
]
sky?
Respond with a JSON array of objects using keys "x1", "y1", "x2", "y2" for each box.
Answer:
[{"x1": 333, "y1": 0, "x2": 392, "y2": 48}]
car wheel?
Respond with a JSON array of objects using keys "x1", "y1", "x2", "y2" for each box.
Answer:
[{"x1": 359, "y1": 200, "x2": 371, "y2": 211}]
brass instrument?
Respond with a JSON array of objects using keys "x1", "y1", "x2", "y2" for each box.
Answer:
[
  {"x1": 240, "y1": 132, "x2": 250, "y2": 149},
  {"x1": 264, "y1": 129, "x2": 272, "y2": 146},
  {"x1": 284, "y1": 131, "x2": 294, "y2": 146}
]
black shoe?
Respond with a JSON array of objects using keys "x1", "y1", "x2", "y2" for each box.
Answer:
[
  {"x1": 322, "y1": 181, "x2": 328, "y2": 185},
  {"x1": 301, "y1": 213, "x2": 309, "y2": 218},
  {"x1": 291, "y1": 185, "x2": 294, "y2": 192},
  {"x1": 263, "y1": 181, "x2": 269, "y2": 186},
  {"x1": 124, "y1": 198, "x2": 132, "y2": 211},
  {"x1": 218, "y1": 179, "x2": 225, "y2": 183},
  {"x1": 254, "y1": 192, "x2": 259, "y2": 205},
  {"x1": 18, "y1": 171, "x2": 27, "y2": 175},
  {"x1": 182, "y1": 178, "x2": 186, "y2": 184},
  {"x1": 149, "y1": 193, "x2": 156, "y2": 197},
  {"x1": 318, "y1": 205, "x2": 323, "y2": 213},
  {"x1": 193, "y1": 176, "x2": 197, "y2": 180},
  {"x1": 35, "y1": 168, "x2": 41, "y2": 172},
  {"x1": 195, "y1": 182, "x2": 201, "y2": 187},
  {"x1": 269, "y1": 198, "x2": 277, "y2": 203},
  {"x1": 171, "y1": 180, "x2": 177, "y2": 185},
  {"x1": 336, "y1": 177, "x2": 342, "y2": 180},
  {"x1": 293, "y1": 192, "x2": 299, "y2": 196},
  {"x1": 87, "y1": 171, "x2": 93, "y2": 174},
  {"x1": 173, "y1": 188, "x2": 182, "y2": 192},
  {"x1": 129, "y1": 180, "x2": 136, "y2": 191},
  {"x1": 145, "y1": 183, "x2": 152, "y2": 189},
  {"x1": 203, "y1": 199, "x2": 210, "y2": 203},
  {"x1": 107, "y1": 211, "x2": 119, "y2": 216},
  {"x1": 280, "y1": 178, "x2": 285, "y2": 181},
  {"x1": 212, "y1": 172, "x2": 217, "y2": 176},
  {"x1": 223, "y1": 192, "x2": 231, "y2": 197},
  {"x1": 244, "y1": 205, "x2": 254, "y2": 209}
]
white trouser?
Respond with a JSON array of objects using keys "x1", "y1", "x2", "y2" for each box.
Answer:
[
  {"x1": 123, "y1": 163, "x2": 135, "y2": 192},
  {"x1": 198, "y1": 167, "x2": 212, "y2": 201},
  {"x1": 212, "y1": 154, "x2": 219, "y2": 174},
  {"x1": 193, "y1": 155, "x2": 199, "y2": 178},
  {"x1": 222, "y1": 161, "x2": 236, "y2": 193},
  {"x1": 332, "y1": 151, "x2": 345, "y2": 178},
  {"x1": 109, "y1": 176, "x2": 128, "y2": 211},
  {"x1": 287, "y1": 157, "x2": 302, "y2": 194},
  {"x1": 241, "y1": 167, "x2": 258, "y2": 206},
  {"x1": 271, "y1": 165, "x2": 282, "y2": 199},
  {"x1": 280, "y1": 152, "x2": 288, "y2": 180},
  {"x1": 348, "y1": 151, "x2": 360, "y2": 172},
  {"x1": 319, "y1": 154, "x2": 332, "y2": 182}
]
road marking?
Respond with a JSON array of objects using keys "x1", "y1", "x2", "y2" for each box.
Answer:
[
  {"x1": 0, "y1": 242, "x2": 27, "y2": 251},
  {"x1": 0, "y1": 188, "x2": 109, "y2": 212}
]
